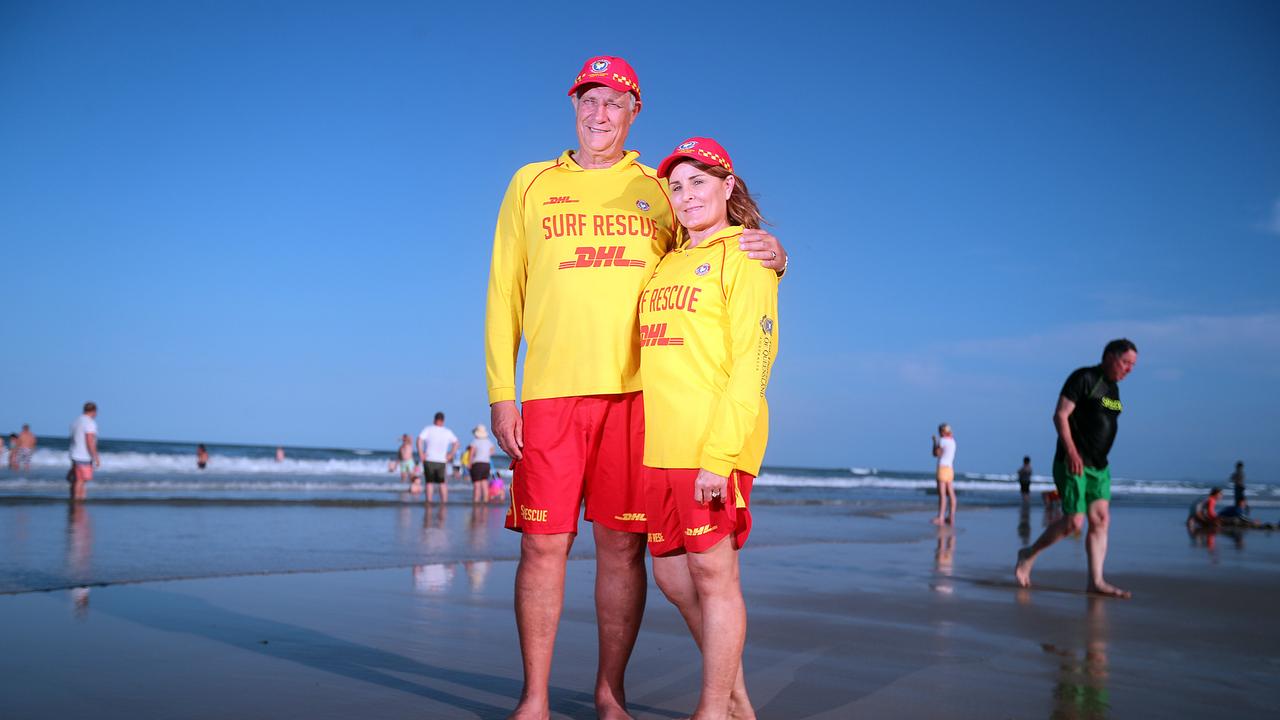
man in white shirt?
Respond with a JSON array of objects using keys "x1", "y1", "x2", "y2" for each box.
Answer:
[
  {"x1": 932, "y1": 423, "x2": 957, "y2": 525},
  {"x1": 417, "y1": 411, "x2": 459, "y2": 503},
  {"x1": 67, "y1": 402, "x2": 100, "y2": 502}
]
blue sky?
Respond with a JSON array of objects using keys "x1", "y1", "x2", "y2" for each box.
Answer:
[{"x1": 2, "y1": 1, "x2": 1278, "y2": 482}]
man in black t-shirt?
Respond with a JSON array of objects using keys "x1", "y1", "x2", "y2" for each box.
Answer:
[{"x1": 1016, "y1": 339, "x2": 1138, "y2": 598}]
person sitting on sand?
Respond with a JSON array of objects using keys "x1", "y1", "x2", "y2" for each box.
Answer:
[
  {"x1": 1187, "y1": 487, "x2": 1222, "y2": 529},
  {"x1": 1216, "y1": 497, "x2": 1273, "y2": 529}
]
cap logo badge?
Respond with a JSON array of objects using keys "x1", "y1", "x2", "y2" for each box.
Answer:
[
  {"x1": 591, "y1": 59, "x2": 610, "y2": 73},
  {"x1": 678, "y1": 141, "x2": 697, "y2": 151},
  {"x1": 695, "y1": 263, "x2": 711, "y2": 276},
  {"x1": 636, "y1": 200, "x2": 650, "y2": 211}
]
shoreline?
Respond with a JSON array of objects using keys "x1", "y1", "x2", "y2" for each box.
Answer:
[{"x1": 4, "y1": 504, "x2": 1278, "y2": 718}]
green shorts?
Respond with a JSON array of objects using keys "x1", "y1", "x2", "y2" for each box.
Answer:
[{"x1": 1053, "y1": 462, "x2": 1111, "y2": 515}]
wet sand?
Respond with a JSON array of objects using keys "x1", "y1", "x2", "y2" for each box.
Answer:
[{"x1": 2, "y1": 502, "x2": 1279, "y2": 718}]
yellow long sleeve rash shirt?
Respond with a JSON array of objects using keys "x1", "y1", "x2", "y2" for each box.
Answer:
[
  {"x1": 638, "y1": 226, "x2": 780, "y2": 477},
  {"x1": 486, "y1": 150, "x2": 677, "y2": 404}
]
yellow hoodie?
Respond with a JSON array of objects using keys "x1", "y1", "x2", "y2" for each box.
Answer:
[
  {"x1": 486, "y1": 150, "x2": 677, "y2": 404},
  {"x1": 638, "y1": 226, "x2": 780, "y2": 476}
]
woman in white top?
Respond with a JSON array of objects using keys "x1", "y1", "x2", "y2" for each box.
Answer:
[
  {"x1": 932, "y1": 423, "x2": 957, "y2": 525},
  {"x1": 467, "y1": 425, "x2": 496, "y2": 503}
]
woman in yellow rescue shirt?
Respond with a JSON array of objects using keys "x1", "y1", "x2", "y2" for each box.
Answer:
[{"x1": 639, "y1": 137, "x2": 779, "y2": 720}]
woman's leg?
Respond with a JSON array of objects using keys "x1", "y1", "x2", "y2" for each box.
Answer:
[
  {"x1": 932, "y1": 479, "x2": 946, "y2": 524},
  {"x1": 653, "y1": 552, "x2": 753, "y2": 720},
  {"x1": 685, "y1": 537, "x2": 747, "y2": 720}
]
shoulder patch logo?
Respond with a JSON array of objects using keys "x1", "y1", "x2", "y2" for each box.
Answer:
[
  {"x1": 695, "y1": 263, "x2": 711, "y2": 276},
  {"x1": 591, "y1": 59, "x2": 610, "y2": 73},
  {"x1": 760, "y1": 316, "x2": 774, "y2": 335},
  {"x1": 678, "y1": 140, "x2": 697, "y2": 150},
  {"x1": 636, "y1": 199, "x2": 650, "y2": 211}
]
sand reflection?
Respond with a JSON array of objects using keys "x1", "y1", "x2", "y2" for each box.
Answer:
[
  {"x1": 66, "y1": 503, "x2": 93, "y2": 619},
  {"x1": 1042, "y1": 597, "x2": 1110, "y2": 719}
]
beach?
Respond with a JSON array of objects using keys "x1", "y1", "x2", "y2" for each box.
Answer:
[{"x1": 4, "y1": 490, "x2": 1279, "y2": 719}]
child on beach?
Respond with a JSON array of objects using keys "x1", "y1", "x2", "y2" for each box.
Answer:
[
  {"x1": 396, "y1": 434, "x2": 421, "y2": 493},
  {"x1": 487, "y1": 472, "x2": 506, "y2": 503}
]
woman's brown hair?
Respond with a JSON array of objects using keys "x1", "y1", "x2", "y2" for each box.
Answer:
[{"x1": 672, "y1": 159, "x2": 767, "y2": 230}]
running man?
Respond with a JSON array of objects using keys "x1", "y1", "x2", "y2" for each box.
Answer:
[
  {"x1": 1017, "y1": 339, "x2": 1138, "y2": 598},
  {"x1": 486, "y1": 56, "x2": 787, "y2": 719},
  {"x1": 932, "y1": 423, "x2": 957, "y2": 525}
]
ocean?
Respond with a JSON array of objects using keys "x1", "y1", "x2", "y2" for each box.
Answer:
[{"x1": 2, "y1": 436, "x2": 1272, "y2": 507}]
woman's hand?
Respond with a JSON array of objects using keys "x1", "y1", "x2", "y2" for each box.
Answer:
[{"x1": 695, "y1": 468, "x2": 729, "y2": 505}]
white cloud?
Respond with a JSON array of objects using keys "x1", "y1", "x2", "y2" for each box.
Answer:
[
  {"x1": 1265, "y1": 197, "x2": 1280, "y2": 236},
  {"x1": 948, "y1": 312, "x2": 1280, "y2": 366}
]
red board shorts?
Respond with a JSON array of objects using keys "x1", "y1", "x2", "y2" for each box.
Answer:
[
  {"x1": 505, "y1": 391, "x2": 646, "y2": 535},
  {"x1": 68, "y1": 461, "x2": 94, "y2": 483},
  {"x1": 644, "y1": 466, "x2": 754, "y2": 557}
]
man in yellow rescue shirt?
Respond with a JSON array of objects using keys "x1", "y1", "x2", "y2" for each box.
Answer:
[{"x1": 485, "y1": 56, "x2": 787, "y2": 719}]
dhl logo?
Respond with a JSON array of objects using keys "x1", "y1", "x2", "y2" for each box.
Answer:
[
  {"x1": 543, "y1": 196, "x2": 578, "y2": 205},
  {"x1": 647, "y1": 532, "x2": 665, "y2": 543},
  {"x1": 558, "y1": 245, "x2": 647, "y2": 269},
  {"x1": 614, "y1": 512, "x2": 647, "y2": 522},
  {"x1": 639, "y1": 322, "x2": 684, "y2": 347},
  {"x1": 685, "y1": 523, "x2": 719, "y2": 537},
  {"x1": 519, "y1": 505, "x2": 548, "y2": 523}
]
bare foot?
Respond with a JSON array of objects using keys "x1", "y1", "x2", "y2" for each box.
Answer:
[
  {"x1": 1087, "y1": 581, "x2": 1132, "y2": 599},
  {"x1": 930, "y1": 517, "x2": 944, "y2": 525},
  {"x1": 507, "y1": 699, "x2": 550, "y2": 720},
  {"x1": 595, "y1": 699, "x2": 634, "y2": 720},
  {"x1": 945, "y1": 516, "x2": 954, "y2": 526},
  {"x1": 1015, "y1": 548, "x2": 1034, "y2": 588}
]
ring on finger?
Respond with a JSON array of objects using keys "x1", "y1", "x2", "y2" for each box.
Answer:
[{"x1": 770, "y1": 250, "x2": 777, "y2": 260}]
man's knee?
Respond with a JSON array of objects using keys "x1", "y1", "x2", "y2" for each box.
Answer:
[
  {"x1": 1087, "y1": 501, "x2": 1110, "y2": 529},
  {"x1": 520, "y1": 532, "x2": 573, "y2": 566},
  {"x1": 1088, "y1": 511, "x2": 1110, "y2": 531},
  {"x1": 1066, "y1": 513, "x2": 1087, "y2": 533},
  {"x1": 594, "y1": 525, "x2": 646, "y2": 564}
]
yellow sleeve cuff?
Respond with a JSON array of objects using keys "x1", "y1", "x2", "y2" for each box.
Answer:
[
  {"x1": 488, "y1": 388, "x2": 516, "y2": 405},
  {"x1": 700, "y1": 455, "x2": 736, "y2": 478}
]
